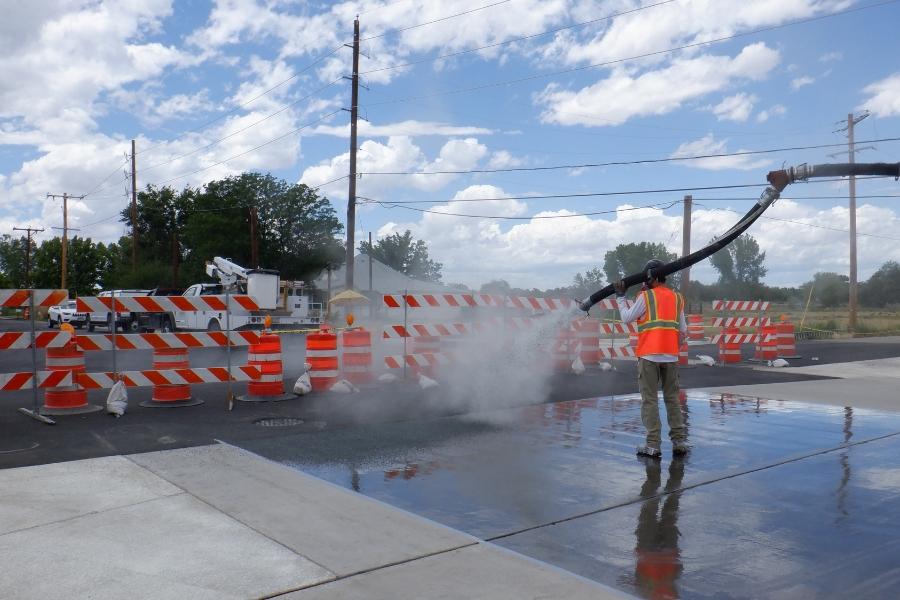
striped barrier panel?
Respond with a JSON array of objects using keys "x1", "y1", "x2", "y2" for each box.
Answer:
[
  {"x1": 0, "y1": 289, "x2": 68, "y2": 308},
  {"x1": 597, "y1": 322, "x2": 638, "y2": 334},
  {"x1": 384, "y1": 353, "x2": 456, "y2": 370},
  {"x1": 0, "y1": 371, "x2": 73, "y2": 391},
  {"x1": 598, "y1": 346, "x2": 636, "y2": 359},
  {"x1": 75, "y1": 295, "x2": 260, "y2": 314},
  {"x1": 0, "y1": 331, "x2": 72, "y2": 350},
  {"x1": 382, "y1": 293, "x2": 593, "y2": 311},
  {"x1": 710, "y1": 334, "x2": 771, "y2": 344},
  {"x1": 74, "y1": 331, "x2": 261, "y2": 351},
  {"x1": 712, "y1": 300, "x2": 770, "y2": 311},
  {"x1": 76, "y1": 366, "x2": 260, "y2": 389},
  {"x1": 382, "y1": 318, "x2": 541, "y2": 339},
  {"x1": 711, "y1": 317, "x2": 771, "y2": 327}
]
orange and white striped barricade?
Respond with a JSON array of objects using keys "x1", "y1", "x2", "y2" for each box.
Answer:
[
  {"x1": 42, "y1": 339, "x2": 101, "y2": 415},
  {"x1": 629, "y1": 331, "x2": 639, "y2": 351},
  {"x1": 717, "y1": 326, "x2": 743, "y2": 364},
  {"x1": 679, "y1": 343, "x2": 690, "y2": 367},
  {"x1": 687, "y1": 315, "x2": 705, "y2": 341},
  {"x1": 141, "y1": 348, "x2": 202, "y2": 408},
  {"x1": 752, "y1": 325, "x2": 779, "y2": 362},
  {"x1": 0, "y1": 289, "x2": 68, "y2": 309},
  {"x1": 341, "y1": 328, "x2": 373, "y2": 384},
  {"x1": 572, "y1": 319, "x2": 600, "y2": 364},
  {"x1": 384, "y1": 353, "x2": 454, "y2": 370},
  {"x1": 598, "y1": 345, "x2": 635, "y2": 360},
  {"x1": 238, "y1": 331, "x2": 294, "y2": 402},
  {"x1": 0, "y1": 371, "x2": 72, "y2": 391},
  {"x1": 306, "y1": 330, "x2": 339, "y2": 391},
  {"x1": 76, "y1": 367, "x2": 260, "y2": 389},
  {"x1": 410, "y1": 335, "x2": 441, "y2": 377},
  {"x1": 551, "y1": 329, "x2": 579, "y2": 372},
  {"x1": 776, "y1": 319, "x2": 801, "y2": 359}
]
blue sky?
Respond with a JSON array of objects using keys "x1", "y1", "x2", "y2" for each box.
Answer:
[{"x1": 2, "y1": 0, "x2": 900, "y2": 290}]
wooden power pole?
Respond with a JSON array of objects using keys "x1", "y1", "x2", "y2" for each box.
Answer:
[
  {"x1": 681, "y1": 195, "x2": 692, "y2": 301},
  {"x1": 12, "y1": 226, "x2": 44, "y2": 287},
  {"x1": 47, "y1": 193, "x2": 82, "y2": 290},
  {"x1": 344, "y1": 17, "x2": 360, "y2": 291},
  {"x1": 832, "y1": 111, "x2": 871, "y2": 335},
  {"x1": 131, "y1": 139, "x2": 138, "y2": 272}
]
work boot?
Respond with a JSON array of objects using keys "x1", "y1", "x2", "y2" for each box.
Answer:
[
  {"x1": 672, "y1": 441, "x2": 691, "y2": 456},
  {"x1": 636, "y1": 445, "x2": 661, "y2": 459}
]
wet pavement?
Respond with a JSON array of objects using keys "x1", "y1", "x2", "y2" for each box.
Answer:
[{"x1": 233, "y1": 392, "x2": 900, "y2": 599}]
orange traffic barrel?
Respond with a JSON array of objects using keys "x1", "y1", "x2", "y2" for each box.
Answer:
[
  {"x1": 42, "y1": 340, "x2": 101, "y2": 415},
  {"x1": 687, "y1": 314, "x2": 704, "y2": 340},
  {"x1": 753, "y1": 325, "x2": 779, "y2": 362},
  {"x1": 141, "y1": 348, "x2": 203, "y2": 408},
  {"x1": 572, "y1": 319, "x2": 600, "y2": 364},
  {"x1": 341, "y1": 329, "x2": 372, "y2": 384},
  {"x1": 410, "y1": 335, "x2": 441, "y2": 377},
  {"x1": 238, "y1": 332, "x2": 294, "y2": 402},
  {"x1": 307, "y1": 331, "x2": 339, "y2": 391},
  {"x1": 776, "y1": 320, "x2": 801, "y2": 358},
  {"x1": 552, "y1": 329, "x2": 578, "y2": 372},
  {"x1": 718, "y1": 325, "x2": 742, "y2": 364},
  {"x1": 678, "y1": 343, "x2": 689, "y2": 366}
]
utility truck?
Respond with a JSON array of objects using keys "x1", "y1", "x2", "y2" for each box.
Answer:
[{"x1": 137, "y1": 257, "x2": 322, "y2": 332}]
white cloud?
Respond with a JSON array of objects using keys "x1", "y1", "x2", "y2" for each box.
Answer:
[
  {"x1": 791, "y1": 75, "x2": 815, "y2": 90},
  {"x1": 299, "y1": 136, "x2": 488, "y2": 199},
  {"x1": 711, "y1": 93, "x2": 758, "y2": 122},
  {"x1": 670, "y1": 134, "x2": 771, "y2": 171},
  {"x1": 536, "y1": 43, "x2": 780, "y2": 127},
  {"x1": 756, "y1": 104, "x2": 787, "y2": 122},
  {"x1": 860, "y1": 73, "x2": 900, "y2": 117},
  {"x1": 819, "y1": 51, "x2": 843, "y2": 62},
  {"x1": 309, "y1": 120, "x2": 494, "y2": 138},
  {"x1": 487, "y1": 151, "x2": 526, "y2": 169}
]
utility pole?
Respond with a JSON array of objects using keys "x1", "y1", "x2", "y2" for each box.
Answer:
[
  {"x1": 131, "y1": 139, "x2": 138, "y2": 272},
  {"x1": 832, "y1": 111, "x2": 871, "y2": 335},
  {"x1": 12, "y1": 226, "x2": 43, "y2": 287},
  {"x1": 681, "y1": 195, "x2": 692, "y2": 303},
  {"x1": 344, "y1": 17, "x2": 360, "y2": 291},
  {"x1": 47, "y1": 193, "x2": 83, "y2": 290},
  {"x1": 249, "y1": 205, "x2": 259, "y2": 267}
]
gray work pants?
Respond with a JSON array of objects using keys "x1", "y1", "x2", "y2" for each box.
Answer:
[{"x1": 638, "y1": 358, "x2": 686, "y2": 447}]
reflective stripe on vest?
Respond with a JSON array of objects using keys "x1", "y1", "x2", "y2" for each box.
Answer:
[{"x1": 636, "y1": 286, "x2": 682, "y2": 357}]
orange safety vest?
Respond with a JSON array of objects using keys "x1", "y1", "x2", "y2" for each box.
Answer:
[{"x1": 636, "y1": 286, "x2": 683, "y2": 357}]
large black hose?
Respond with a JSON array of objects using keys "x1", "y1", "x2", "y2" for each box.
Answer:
[{"x1": 578, "y1": 162, "x2": 900, "y2": 311}]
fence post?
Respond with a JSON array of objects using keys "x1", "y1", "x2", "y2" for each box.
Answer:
[
  {"x1": 111, "y1": 289, "x2": 118, "y2": 377},
  {"x1": 226, "y1": 288, "x2": 233, "y2": 410},
  {"x1": 18, "y1": 289, "x2": 55, "y2": 424},
  {"x1": 402, "y1": 289, "x2": 408, "y2": 380}
]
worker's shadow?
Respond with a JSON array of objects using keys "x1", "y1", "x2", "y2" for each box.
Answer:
[{"x1": 633, "y1": 457, "x2": 685, "y2": 600}]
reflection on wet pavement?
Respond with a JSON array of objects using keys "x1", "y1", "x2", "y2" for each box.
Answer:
[{"x1": 233, "y1": 391, "x2": 900, "y2": 599}]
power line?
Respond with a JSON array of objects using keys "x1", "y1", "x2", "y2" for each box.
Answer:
[
  {"x1": 697, "y1": 204, "x2": 900, "y2": 242},
  {"x1": 153, "y1": 109, "x2": 342, "y2": 187},
  {"x1": 366, "y1": 198, "x2": 682, "y2": 220},
  {"x1": 360, "y1": 0, "x2": 676, "y2": 75},
  {"x1": 138, "y1": 45, "x2": 345, "y2": 157},
  {"x1": 361, "y1": 0, "x2": 511, "y2": 41},
  {"x1": 362, "y1": 0, "x2": 900, "y2": 108},
  {"x1": 359, "y1": 136, "x2": 900, "y2": 176},
  {"x1": 141, "y1": 77, "x2": 343, "y2": 175},
  {"x1": 81, "y1": 160, "x2": 130, "y2": 198}
]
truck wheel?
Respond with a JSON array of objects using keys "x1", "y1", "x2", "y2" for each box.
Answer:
[
  {"x1": 88, "y1": 321, "x2": 95, "y2": 332},
  {"x1": 48, "y1": 317, "x2": 54, "y2": 328},
  {"x1": 160, "y1": 317, "x2": 173, "y2": 333},
  {"x1": 128, "y1": 320, "x2": 140, "y2": 333},
  {"x1": 107, "y1": 313, "x2": 116, "y2": 332},
  {"x1": 207, "y1": 319, "x2": 221, "y2": 332}
]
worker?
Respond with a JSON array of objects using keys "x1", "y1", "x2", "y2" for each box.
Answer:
[{"x1": 613, "y1": 258, "x2": 689, "y2": 458}]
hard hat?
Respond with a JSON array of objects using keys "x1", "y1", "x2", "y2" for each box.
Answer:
[
  {"x1": 264, "y1": 314, "x2": 272, "y2": 330},
  {"x1": 60, "y1": 322, "x2": 75, "y2": 340},
  {"x1": 643, "y1": 258, "x2": 664, "y2": 273}
]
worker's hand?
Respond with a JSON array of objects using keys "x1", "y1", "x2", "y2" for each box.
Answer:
[{"x1": 613, "y1": 280, "x2": 627, "y2": 297}]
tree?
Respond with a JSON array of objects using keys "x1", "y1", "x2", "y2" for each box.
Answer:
[
  {"x1": 571, "y1": 268, "x2": 604, "y2": 297},
  {"x1": 710, "y1": 234, "x2": 767, "y2": 285},
  {"x1": 359, "y1": 230, "x2": 442, "y2": 282},
  {"x1": 603, "y1": 242, "x2": 676, "y2": 284},
  {"x1": 31, "y1": 236, "x2": 111, "y2": 296},
  {"x1": 801, "y1": 272, "x2": 849, "y2": 308},
  {"x1": 0, "y1": 234, "x2": 33, "y2": 287},
  {"x1": 480, "y1": 279, "x2": 511, "y2": 295},
  {"x1": 860, "y1": 261, "x2": 900, "y2": 308}
]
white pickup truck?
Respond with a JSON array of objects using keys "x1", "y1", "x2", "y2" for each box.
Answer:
[
  {"x1": 48, "y1": 300, "x2": 87, "y2": 328},
  {"x1": 87, "y1": 289, "x2": 152, "y2": 332}
]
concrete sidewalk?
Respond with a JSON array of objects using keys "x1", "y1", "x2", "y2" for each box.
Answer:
[{"x1": 0, "y1": 443, "x2": 627, "y2": 600}]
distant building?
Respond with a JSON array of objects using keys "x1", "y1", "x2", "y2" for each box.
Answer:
[{"x1": 312, "y1": 254, "x2": 460, "y2": 296}]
